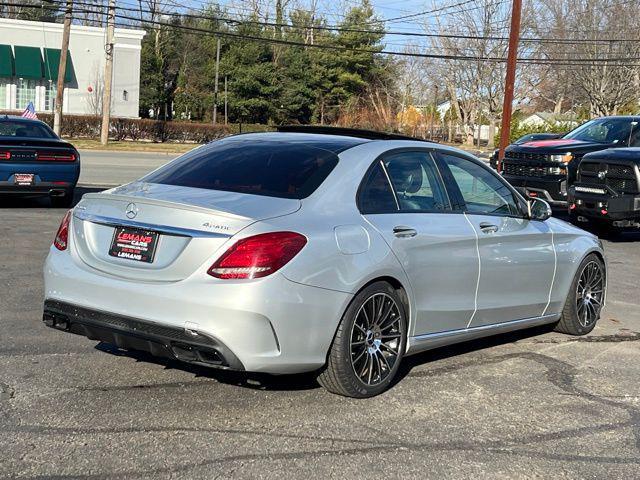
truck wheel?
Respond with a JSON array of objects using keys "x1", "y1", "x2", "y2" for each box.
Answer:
[
  {"x1": 555, "y1": 253, "x2": 605, "y2": 335},
  {"x1": 317, "y1": 281, "x2": 407, "y2": 398}
]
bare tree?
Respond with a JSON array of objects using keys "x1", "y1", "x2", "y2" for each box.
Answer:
[
  {"x1": 531, "y1": 0, "x2": 640, "y2": 117},
  {"x1": 74, "y1": 0, "x2": 104, "y2": 27},
  {"x1": 86, "y1": 65, "x2": 104, "y2": 117},
  {"x1": 430, "y1": 0, "x2": 516, "y2": 146}
]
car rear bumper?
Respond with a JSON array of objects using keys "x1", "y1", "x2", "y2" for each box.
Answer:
[
  {"x1": 43, "y1": 245, "x2": 353, "y2": 374},
  {"x1": 0, "y1": 181, "x2": 74, "y2": 196},
  {"x1": 503, "y1": 174, "x2": 568, "y2": 205},
  {"x1": 0, "y1": 162, "x2": 79, "y2": 196},
  {"x1": 43, "y1": 299, "x2": 246, "y2": 370}
]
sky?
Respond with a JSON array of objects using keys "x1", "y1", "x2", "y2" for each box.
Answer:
[{"x1": 158, "y1": 0, "x2": 438, "y2": 52}]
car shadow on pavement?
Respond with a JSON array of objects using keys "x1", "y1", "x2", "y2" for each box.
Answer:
[
  {"x1": 94, "y1": 342, "x2": 321, "y2": 392},
  {"x1": 94, "y1": 324, "x2": 558, "y2": 394},
  {"x1": 0, "y1": 186, "x2": 106, "y2": 209},
  {"x1": 392, "y1": 324, "x2": 557, "y2": 387},
  {"x1": 597, "y1": 230, "x2": 640, "y2": 243},
  {"x1": 554, "y1": 210, "x2": 640, "y2": 243}
]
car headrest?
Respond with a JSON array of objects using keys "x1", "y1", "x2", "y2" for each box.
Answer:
[{"x1": 387, "y1": 158, "x2": 423, "y2": 194}]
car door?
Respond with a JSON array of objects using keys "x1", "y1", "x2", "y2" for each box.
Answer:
[
  {"x1": 359, "y1": 149, "x2": 480, "y2": 336},
  {"x1": 437, "y1": 152, "x2": 556, "y2": 327}
]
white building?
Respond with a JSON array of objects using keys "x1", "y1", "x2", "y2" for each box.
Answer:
[{"x1": 0, "y1": 18, "x2": 145, "y2": 118}]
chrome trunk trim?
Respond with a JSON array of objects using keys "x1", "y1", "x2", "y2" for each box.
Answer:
[{"x1": 73, "y1": 210, "x2": 230, "y2": 239}]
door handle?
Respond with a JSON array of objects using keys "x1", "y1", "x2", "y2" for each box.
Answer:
[
  {"x1": 479, "y1": 222, "x2": 499, "y2": 234},
  {"x1": 393, "y1": 226, "x2": 417, "y2": 238}
]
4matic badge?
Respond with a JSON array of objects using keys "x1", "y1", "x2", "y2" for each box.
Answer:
[{"x1": 202, "y1": 221, "x2": 230, "y2": 232}]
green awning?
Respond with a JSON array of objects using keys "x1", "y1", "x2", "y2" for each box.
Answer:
[
  {"x1": 43, "y1": 48, "x2": 73, "y2": 83},
  {"x1": 0, "y1": 44, "x2": 14, "y2": 77},
  {"x1": 14, "y1": 46, "x2": 43, "y2": 79}
]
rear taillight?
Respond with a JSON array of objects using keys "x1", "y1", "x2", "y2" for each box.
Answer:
[
  {"x1": 0, "y1": 151, "x2": 10, "y2": 160},
  {"x1": 37, "y1": 151, "x2": 76, "y2": 162},
  {"x1": 208, "y1": 232, "x2": 307, "y2": 279},
  {"x1": 53, "y1": 210, "x2": 72, "y2": 251}
]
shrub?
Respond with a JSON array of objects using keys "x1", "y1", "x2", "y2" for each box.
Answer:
[
  {"x1": 0, "y1": 111, "x2": 233, "y2": 143},
  {"x1": 493, "y1": 120, "x2": 575, "y2": 146}
]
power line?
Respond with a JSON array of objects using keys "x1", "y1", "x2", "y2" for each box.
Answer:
[
  {"x1": 107, "y1": 12, "x2": 640, "y2": 66},
  {"x1": 7, "y1": 1, "x2": 640, "y2": 67},
  {"x1": 374, "y1": 0, "x2": 499, "y2": 24},
  {"x1": 46, "y1": 0, "x2": 640, "y2": 45}
]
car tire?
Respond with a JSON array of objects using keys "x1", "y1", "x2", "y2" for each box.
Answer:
[
  {"x1": 51, "y1": 189, "x2": 74, "y2": 208},
  {"x1": 554, "y1": 253, "x2": 605, "y2": 335},
  {"x1": 317, "y1": 281, "x2": 407, "y2": 398}
]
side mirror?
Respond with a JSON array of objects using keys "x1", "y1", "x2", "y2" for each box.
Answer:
[{"x1": 528, "y1": 198, "x2": 552, "y2": 221}]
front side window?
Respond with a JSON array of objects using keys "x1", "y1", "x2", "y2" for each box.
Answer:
[
  {"x1": 15, "y1": 78, "x2": 37, "y2": 110},
  {"x1": 440, "y1": 153, "x2": 521, "y2": 216}
]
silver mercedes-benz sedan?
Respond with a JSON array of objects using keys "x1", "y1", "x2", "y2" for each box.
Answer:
[{"x1": 43, "y1": 128, "x2": 606, "y2": 398}]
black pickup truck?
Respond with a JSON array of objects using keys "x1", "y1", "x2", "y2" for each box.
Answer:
[
  {"x1": 501, "y1": 116, "x2": 640, "y2": 206},
  {"x1": 569, "y1": 148, "x2": 640, "y2": 232}
]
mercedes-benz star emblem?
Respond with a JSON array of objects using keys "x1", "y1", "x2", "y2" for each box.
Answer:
[
  {"x1": 597, "y1": 171, "x2": 607, "y2": 180},
  {"x1": 125, "y1": 202, "x2": 138, "y2": 219}
]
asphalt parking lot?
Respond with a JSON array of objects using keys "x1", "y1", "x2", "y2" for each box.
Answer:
[
  {"x1": 1, "y1": 152, "x2": 640, "y2": 478},
  {"x1": 77, "y1": 151, "x2": 177, "y2": 187}
]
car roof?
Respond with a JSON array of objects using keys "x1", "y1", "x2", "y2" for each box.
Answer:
[
  {"x1": 221, "y1": 131, "x2": 371, "y2": 154},
  {"x1": 276, "y1": 125, "x2": 433, "y2": 142},
  {"x1": 589, "y1": 115, "x2": 640, "y2": 120},
  {"x1": 223, "y1": 128, "x2": 434, "y2": 155},
  {"x1": 0, "y1": 115, "x2": 50, "y2": 127}
]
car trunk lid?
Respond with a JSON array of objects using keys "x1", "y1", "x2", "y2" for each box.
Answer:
[{"x1": 71, "y1": 182, "x2": 300, "y2": 281}]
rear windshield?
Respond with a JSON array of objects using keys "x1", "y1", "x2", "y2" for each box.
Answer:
[
  {"x1": 0, "y1": 121, "x2": 56, "y2": 138},
  {"x1": 143, "y1": 138, "x2": 339, "y2": 199}
]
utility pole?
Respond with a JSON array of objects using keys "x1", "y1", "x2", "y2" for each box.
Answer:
[
  {"x1": 224, "y1": 75, "x2": 228, "y2": 125},
  {"x1": 100, "y1": 0, "x2": 116, "y2": 145},
  {"x1": 497, "y1": 0, "x2": 522, "y2": 173},
  {"x1": 430, "y1": 84, "x2": 438, "y2": 140},
  {"x1": 53, "y1": 0, "x2": 73, "y2": 136},
  {"x1": 212, "y1": 38, "x2": 220, "y2": 125}
]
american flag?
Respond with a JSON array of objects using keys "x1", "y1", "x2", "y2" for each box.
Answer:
[{"x1": 21, "y1": 102, "x2": 38, "y2": 120}]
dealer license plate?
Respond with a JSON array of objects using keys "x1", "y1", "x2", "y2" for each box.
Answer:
[
  {"x1": 109, "y1": 227, "x2": 159, "y2": 263},
  {"x1": 14, "y1": 173, "x2": 34, "y2": 186}
]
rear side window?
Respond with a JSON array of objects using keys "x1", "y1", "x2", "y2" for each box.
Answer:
[
  {"x1": 383, "y1": 151, "x2": 450, "y2": 212},
  {"x1": 143, "y1": 139, "x2": 339, "y2": 199},
  {"x1": 359, "y1": 163, "x2": 398, "y2": 214},
  {"x1": 359, "y1": 151, "x2": 451, "y2": 214}
]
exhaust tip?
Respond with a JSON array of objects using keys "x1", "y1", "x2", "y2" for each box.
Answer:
[
  {"x1": 43, "y1": 312, "x2": 55, "y2": 327},
  {"x1": 43, "y1": 311, "x2": 70, "y2": 331}
]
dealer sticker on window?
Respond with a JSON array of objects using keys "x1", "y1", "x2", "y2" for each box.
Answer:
[{"x1": 109, "y1": 227, "x2": 159, "y2": 263}]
